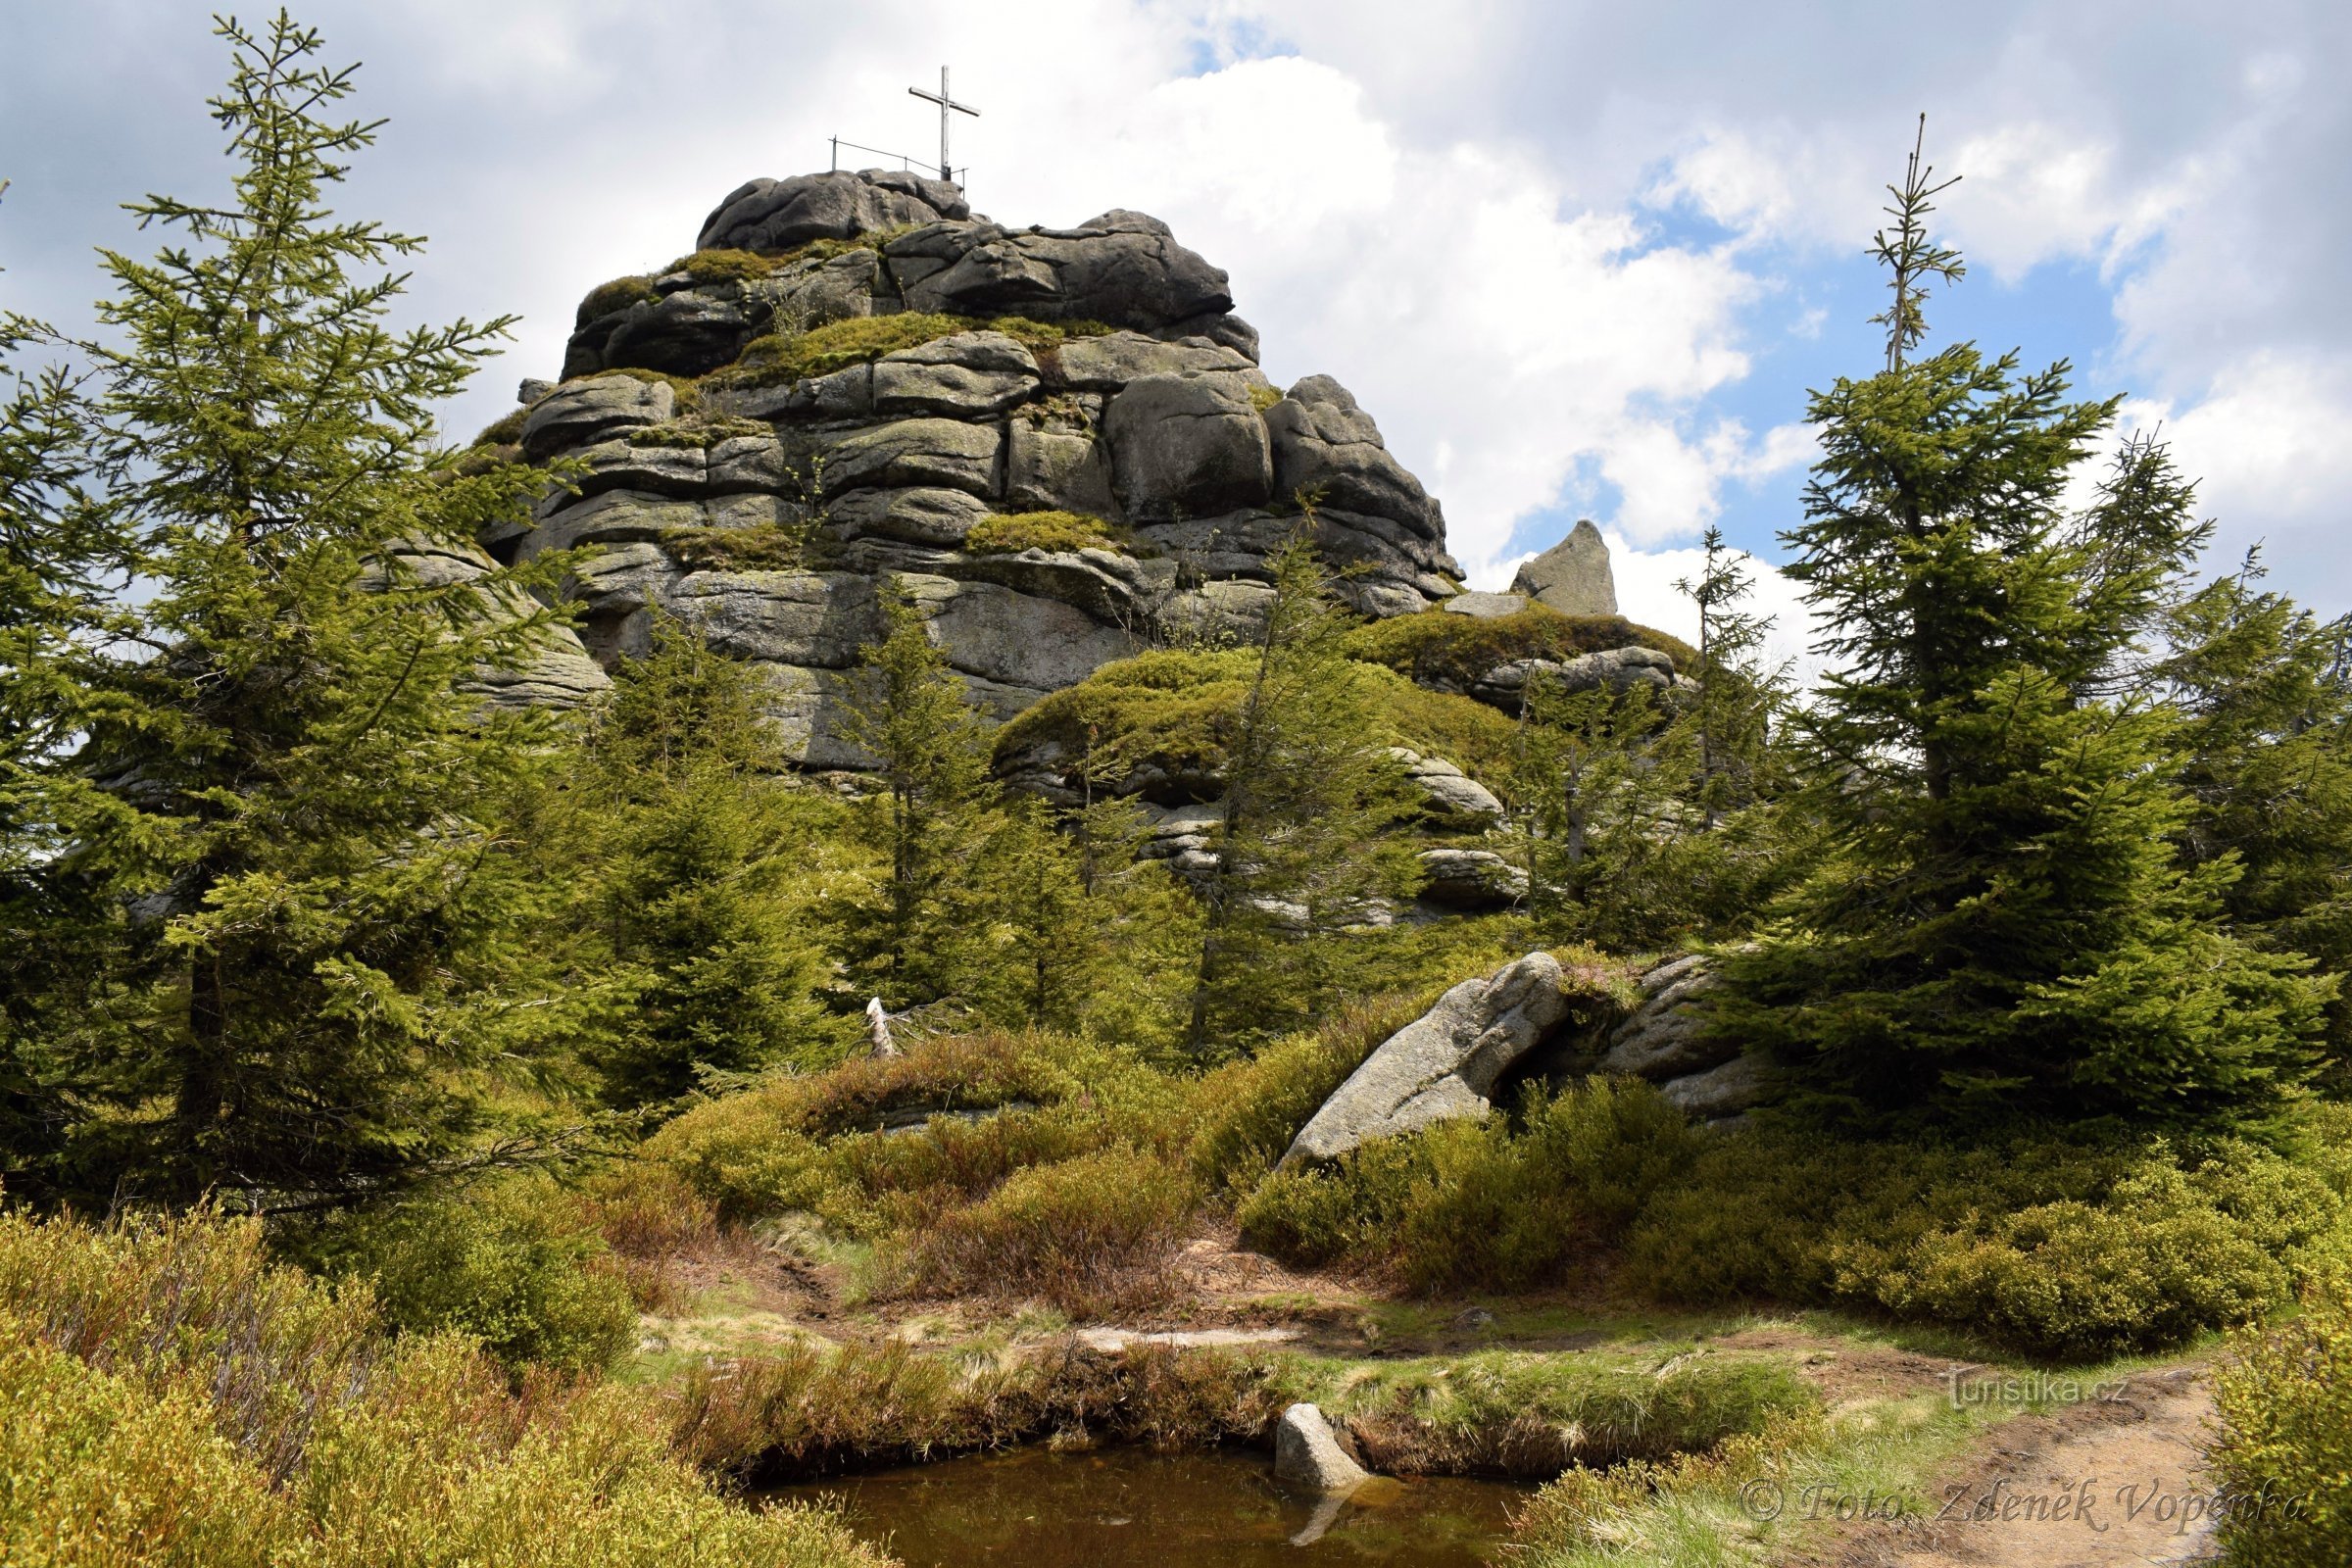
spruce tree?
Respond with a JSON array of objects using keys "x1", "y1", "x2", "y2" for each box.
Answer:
[
  {"x1": 15, "y1": 17, "x2": 591, "y2": 1207},
  {"x1": 838, "y1": 584, "x2": 994, "y2": 1010},
  {"x1": 2162, "y1": 552, "x2": 2352, "y2": 1071},
  {"x1": 1714, "y1": 123, "x2": 2327, "y2": 1132},
  {"x1": 1183, "y1": 534, "x2": 1415, "y2": 1055},
  {"x1": 576, "y1": 613, "x2": 839, "y2": 1107}
]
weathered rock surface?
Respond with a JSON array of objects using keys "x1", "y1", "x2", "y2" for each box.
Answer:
[
  {"x1": 1471, "y1": 645, "x2": 1679, "y2": 713},
  {"x1": 1103, "y1": 370, "x2": 1274, "y2": 519},
  {"x1": 1284, "y1": 953, "x2": 1571, "y2": 1165},
  {"x1": 1511, "y1": 518, "x2": 1618, "y2": 616},
  {"x1": 1598, "y1": 955, "x2": 1774, "y2": 1123},
  {"x1": 1387, "y1": 748, "x2": 1505, "y2": 828},
  {"x1": 698, "y1": 168, "x2": 968, "y2": 254},
  {"x1": 1416, "y1": 848, "x2": 1528, "y2": 909},
  {"x1": 1444, "y1": 591, "x2": 1527, "y2": 618},
  {"x1": 1598, "y1": 955, "x2": 1730, "y2": 1081},
  {"x1": 520, "y1": 375, "x2": 673, "y2": 463},
  {"x1": 1274, "y1": 1403, "x2": 1367, "y2": 1494},
  {"x1": 512, "y1": 173, "x2": 1490, "y2": 770}
]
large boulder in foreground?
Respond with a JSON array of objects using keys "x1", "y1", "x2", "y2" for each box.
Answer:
[
  {"x1": 1282, "y1": 953, "x2": 1570, "y2": 1166},
  {"x1": 1274, "y1": 1403, "x2": 1367, "y2": 1494}
]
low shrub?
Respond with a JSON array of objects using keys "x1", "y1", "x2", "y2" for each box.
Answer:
[
  {"x1": 470, "y1": 406, "x2": 527, "y2": 447},
  {"x1": 662, "y1": 247, "x2": 782, "y2": 285},
  {"x1": 965, "y1": 509, "x2": 1127, "y2": 556},
  {"x1": 1321, "y1": 1348, "x2": 1818, "y2": 1472},
  {"x1": 0, "y1": 1208, "x2": 882, "y2": 1568},
  {"x1": 647, "y1": 1031, "x2": 1192, "y2": 1234},
  {"x1": 2211, "y1": 1263, "x2": 2352, "y2": 1567},
  {"x1": 906, "y1": 1146, "x2": 1195, "y2": 1316},
  {"x1": 1622, "y1": 1114, "x2": 2352, "y2": 1358},
  {"x1": 662, "y1": 522, "x2": 814, "y2": 573},
  {"x1": 325, "y1": 1174, "x2": 638, "y2": 1376},
  {"x1": 1187, "y1": 996, "x2": 1427, "y2": 1194},
  {"x1": 1239, "y1": 1078, "x2": 1697, "y2": 1291},
  {"x1": 576, "y1": 272, "x2": 659, "y2": 326}
]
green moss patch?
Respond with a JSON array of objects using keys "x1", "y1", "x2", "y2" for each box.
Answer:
[
  {"x1": 469, "y1": 407, "x2": 527, "y2": 449},
  {"x1": 1344, "y1": 604, "x2": 1697, "y2": 689},
  {"x1": 994, "y1": 646, "x2": 1520, "y2": 793},
  {"x1": 575, "y1": 273, "x2": 660, "y2": 327},
  {"x1": 965, "y1": 511, "x2": 1129, "y2": 556},
  {"x1": 662, "y1": 525, "x2": 811, "y2": 573},
  {"x1": 624, "y1": 416, "x2": 769, "y2": 450}
]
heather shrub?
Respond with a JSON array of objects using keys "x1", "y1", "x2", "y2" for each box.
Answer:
[
  {"x1": 328, "y1": 1175, "x2": 638, "y2": 1375},
  {"x1": 0, "y1": 1208, "x2": 881, "y2": 1568},
  {"x1": 906, "y1": 1146, "x2": 1196, "y2": 1316},
  {"x1": 2212, "y1": 1264, "x2": 2352, "y2": 1567},
  {"x1": 1238, "y1": 1078, "x2": 1696, "y2": 1291},
  {"x1": 1186, "y1": 996, "x2": 1424, "y2": 1194},
  {"x1": 964, "y1": 510, "x2": 1128, "y2": 556}
]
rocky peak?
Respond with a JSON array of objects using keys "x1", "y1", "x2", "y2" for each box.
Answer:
[
  {"x1": 501, "y1": 171, "x2": 1464, "y2": 770},
  {"x1": 1510, "y1": 518, "x2": 1617, "y2": 617}
]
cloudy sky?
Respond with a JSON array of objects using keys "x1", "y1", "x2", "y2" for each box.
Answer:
[{"x1": 6, "y1": 1, "x2": 2347, "y2": 653}]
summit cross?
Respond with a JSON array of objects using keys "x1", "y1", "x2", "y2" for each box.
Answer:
[{"x1": 907, "y1": 66, "x2": 979, "y2": 185}]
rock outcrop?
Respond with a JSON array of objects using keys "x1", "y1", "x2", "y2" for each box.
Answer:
[
  {"x1": 1282, "y1": 953, "x2": 1571, "y2": 1165},
  {"x1": 1511, "y1": 518, "x2": 1617, "y2": 616},
  {"x1": 506, "y1": 170, "x2": 1463, "y2": 768}
]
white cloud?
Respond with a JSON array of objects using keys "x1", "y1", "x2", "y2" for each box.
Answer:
[{"x1": 1610, "y1": 532, "x2": 1820, "y2": 685}]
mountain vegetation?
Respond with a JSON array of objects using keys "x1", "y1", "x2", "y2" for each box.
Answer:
[{"x1": 2, "y1": 23, "x2": 2345, "y2": 1568}]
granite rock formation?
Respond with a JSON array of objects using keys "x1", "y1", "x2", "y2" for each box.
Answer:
[
  {"x1": 1511, "y1": 518, "x2": 1617, "y2": 616},
  {"x1": 504, "y1": 169, "x2": 1462, "y2": 766}
]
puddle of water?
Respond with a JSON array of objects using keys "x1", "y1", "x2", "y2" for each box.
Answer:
[{"x1": 767, "y1": 1446, "x2": 1529, "y2": 1566}]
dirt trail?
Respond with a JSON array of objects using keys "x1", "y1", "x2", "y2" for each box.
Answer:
[{"x1": 1807, "y1": 1365, "x2": 2222, "y2": 1568}]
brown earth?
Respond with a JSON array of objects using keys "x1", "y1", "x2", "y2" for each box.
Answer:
[{"x1": 1793, "y1": 1365, "x2": 2221, "y2": 1568}]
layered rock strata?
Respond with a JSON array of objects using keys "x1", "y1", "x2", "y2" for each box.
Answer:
[{"x1": 507, "y1": 170, "x2": 1461, "y2": 766}]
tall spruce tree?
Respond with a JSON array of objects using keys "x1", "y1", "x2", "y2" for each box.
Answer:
[
  {"x1": 1183, "y1": 534, "x2": 1415, "y2": 1056},
  {"x1": 838, "y1": 585, "x2": 995, "y2": 1010},
  {"x1": 2162, "y1": 552, "x2": 2352, "y2": 1071},
  {"x1": 1713, "y1": 123, "x2": 2327, "y2": 1132},
  {"x1": 15, "y1": 16, "x2": 591, "y2": 1207},
  {"x1": 576, "y1": 614, "x2": 839, "y2": 1107}
]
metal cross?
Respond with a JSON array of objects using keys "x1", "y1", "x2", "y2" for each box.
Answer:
[{"x1": 907, "y1": 66, "x2": 979, "y2": 185}]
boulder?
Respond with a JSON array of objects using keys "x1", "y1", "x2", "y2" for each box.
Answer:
[
  {"x1": 520, "y1": 375, "x2": 673, "y2": 463},
  {"x1": 821, "y1": 417, "x2": 1002, "y2": 499},
  {"x1": 1443, "y1": 591, "x2": 1527, "y2": 619},
  {"x1": 1386, "y1": 748, "x2": 1505, "y2": 828},
  {"x1": 600, "y1": 291, "x2": 760, "y2": 378},
  {"x1": 1051, "y1": 330, "x2": 1257, "y2": 392},
  {"x1": 1004, "y1": 419, "x2": 1118, "y2": 516},
  {"x1": 1598, "y1": 955, "x2": 1732, "y2": 1081},
  {"x1": 893, "y1": 210, "x2": 1234, "y2": 330},
  {"x1": 1283, "y1": 953, "x2": 1571, "y2": 1165},
  {"x1": 1264, "y1": 376, "x2": 1442, "y2": 540},
  {"x1": 1103, "y1": 371, "x2": 1273, "y2": 519},
  {"x1": 1659, "y1": 1053, "x2": 1775, "y2": 1120},
  {"x1": 871, "y1": 330, "x2": 1041, "y2": 419},
  {"x1": 697, "y1": 169, "x2": 968, "y2": 253},
  {"x1": 1471, "y1": 645, "x2": 1678, "y2": 713},
  {"x1": 1273, "y1": 1403, "x2": 1366, "y2": 1495},
  {"x1": 1510, "y1": 519, "x2": 1618, "y2": 616},
  {"x1": 827, "y1": 486, "x2": 992, "y2": 548},
  {"x1": 894, "y1": 573, "x2": 1136, "y2": 697},
  {"x1": 1416, "y1": 848, "x2": 1528, "y2": 909}
]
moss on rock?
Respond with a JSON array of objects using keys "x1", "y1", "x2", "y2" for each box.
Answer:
[
  {"x1": 1343, "y1": 603, "x2": 1697, "y2": 690},
  {"x1": 965, "y1": 510, "x2": 1129, "y2": 556}
]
